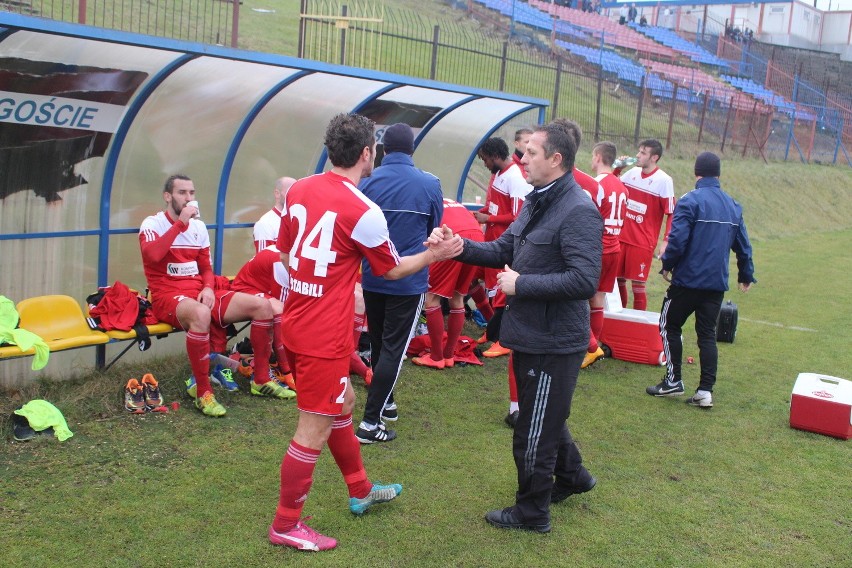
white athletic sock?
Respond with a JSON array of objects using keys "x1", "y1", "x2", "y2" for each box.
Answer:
[{"x1": 509, "y1": 402, "x2": 519, "y2": 413}]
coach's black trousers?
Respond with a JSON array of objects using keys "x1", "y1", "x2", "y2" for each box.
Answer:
[
  {"x1": 361, "y1": 291, "x2": 423, "y2": 427},
  {"x1": 511, "y1": 350, "x2": 587, "y2": 524},
  {"x1": 660, "y1": 285, "x2": 724, "y2": 392}
]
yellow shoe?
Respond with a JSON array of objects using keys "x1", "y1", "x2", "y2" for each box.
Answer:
[
  {"x1": 194, "y1": 392, "x2": 227, "y2": 417},
  {"x1": 483, "y1": 341, "x2": 511, "y2": 358},
  {"x1": 581, "y1": 347, "x2": 605, "y2": 369},
  {"x1": 251, "y1": 377, "x2": 296, "y2": 399}
]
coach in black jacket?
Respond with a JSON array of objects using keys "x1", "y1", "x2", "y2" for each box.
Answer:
[{"x1": 444, "y1": 119, "x2": 602, "y2": 532}]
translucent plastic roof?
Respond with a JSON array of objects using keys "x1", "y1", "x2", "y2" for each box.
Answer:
[{"x1": 0, "y1": 13, "x2": 547, "y2": 291}]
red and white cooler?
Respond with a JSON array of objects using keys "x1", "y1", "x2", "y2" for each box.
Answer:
[
  {"x1": 789, "y1": 373, "x2": 852, "y2": 440},
  {"x1": 598, "y1": 285, "x2": 666, "y2": 366}
]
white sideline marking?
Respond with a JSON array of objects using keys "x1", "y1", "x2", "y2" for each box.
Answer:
[{"x1": 739, "y1": 317, "x2": 817, "y2": 333}]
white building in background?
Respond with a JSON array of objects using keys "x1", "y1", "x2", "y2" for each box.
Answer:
[{"x1": 608, "y1": 0, "x2": 852, "y2": 60}]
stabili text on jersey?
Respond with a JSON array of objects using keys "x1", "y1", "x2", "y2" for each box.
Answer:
[{"x1": 289, "y1": 276, "x2": 324, "y2": 298}]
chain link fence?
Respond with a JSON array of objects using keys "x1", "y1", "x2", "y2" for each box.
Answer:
[
  {"x1": 299, "y1": 0, "x2": 849, "y2": 165},
  {"x1": 1, "y1": 0, "x2": 237, "y2": 46}
]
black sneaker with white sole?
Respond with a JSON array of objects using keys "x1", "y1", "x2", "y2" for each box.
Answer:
[
  {"x1": 381, "y1": 403, "x2": 398, "y2": 422},
  {"x1": 645, "y1": 380, "x2": 685, "y2": 396},
  {"x1": 356, "y1": 423, "x2": 397, "y2": 444}
]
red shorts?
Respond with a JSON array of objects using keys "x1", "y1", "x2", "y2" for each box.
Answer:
[
  {"x1": 151, "y1": 289, "x2": 236, "y2": 329},
  {"x1": 597, "y1": 251, "x2": 619, "y2": 293},
  {"x1": 429, "y1": 259, "x2": 479, "y2": 298},
  {"x1": 290, "y1": 353, "x2": 350, "y2": 416},
  {"x1": 616, "y1": 242, "x2": 654, "y2": 282}
]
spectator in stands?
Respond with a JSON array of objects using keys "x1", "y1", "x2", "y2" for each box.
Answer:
[
  {"x1": 254, "y1": 176, "x2": 295, "y2": 252},
  {"x1": 356, "y1": 123, "x2": 444, "y2": 444},
  {"x1": 628, "y1": 3, "x2": 638, "y2": 24},
  {"x1": 619, "y1": 3, "x2": 628, "y2": 24},
  {"x1": 139, "y1": 175, "x2": 290, "y2": 418},
  {"x1": 639, "y1": 14, "x2": 647, "y2": 27},
  {"x1": 646, "y1": 152, "x2": 755, "y2": 408}
]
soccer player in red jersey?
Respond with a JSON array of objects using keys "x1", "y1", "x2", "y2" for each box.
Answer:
[
  {"x1": 617, "y1": 139, "x2": 675, "y2": 310},
  {"x1": 412, "y1": 198, "x2": 485, "y2": 370},
  {"x1": 474, "y1": 137, "x2": 531, "y2": 357},
  {"x1": 268, "y1": 113, "x2": 461, "y2": 551},
  {"x1": 511, "y1": 127, "x2": 533, "y2": 168},
  {"x1": 139, "y1": 175, "x2": 287, "y2": 417},
  {"x1": 231, "y1": 245, "x2": 297, "y2": 392},
  {"x1": 582, "y1": 141, "x2": 630, "y2": 368},
  {"x1": 253, "y1": 177, "x2": 295, "y2": 252}
]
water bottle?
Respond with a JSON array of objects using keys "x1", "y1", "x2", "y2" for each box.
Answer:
[{"x1": 613, "y1": 157, "x2": 637, "y2": 169}]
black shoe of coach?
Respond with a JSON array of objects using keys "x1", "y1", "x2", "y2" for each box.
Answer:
[{"x1": 484, "y1": 507, "x2": 551, "y2": 533}]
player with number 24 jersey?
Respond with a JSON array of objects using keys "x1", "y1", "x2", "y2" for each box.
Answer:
[{"x1": 277, "y1": 171, "x2": 400, "y2": 359}]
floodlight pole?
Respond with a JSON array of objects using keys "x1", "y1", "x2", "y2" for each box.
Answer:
[{"x1": 510, "y1": 0, "x2": 515, "y2": 38}]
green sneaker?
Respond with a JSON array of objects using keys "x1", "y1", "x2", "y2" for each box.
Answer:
[
  {"x1": 194, "y1": 391, "x2": 226, "y2": 417},
  {"x1": 250, "y1": 378, "x2": 296, "y2": 399},
  {"x1": 349, "y1": 482, "x2": 403, "y2": 516},
  {"x1": 185, "y1": 375, "x2": 197, "y2": 399}
]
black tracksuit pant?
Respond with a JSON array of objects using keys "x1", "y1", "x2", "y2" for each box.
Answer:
[
  {"x1": 361, "y1": 291, "x2": 423, "y2": 427},
  {"x1": 511, "y1": 350, "x2": 587, "y2": 524},
  {"x1": 660, "y1": 285, "x2": 724, "y2": 392}
]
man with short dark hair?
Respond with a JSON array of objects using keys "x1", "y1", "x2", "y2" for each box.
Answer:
[
  {"x1": 512, "y1": 127, "x2": 533, "y2": 167},
  {"x1": 436, "y1": 118, "x2": 602, "y2": 533},
  {"x1": 617, "y1": 138, "x2": 675, "y2": 310},
  {"x1": 646, "y1": 152, "x2": 755, "y2": 407},
  {"x1": 269, "y1": 113, "x2": 461, "y2": 551},
  {"x1": 139, "y1": 175, "x2": 289, "y2": 417}
]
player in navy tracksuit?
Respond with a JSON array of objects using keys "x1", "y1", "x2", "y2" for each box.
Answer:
[{"x1": 646, "y1": 152, "x2": 756, "y2": 408}]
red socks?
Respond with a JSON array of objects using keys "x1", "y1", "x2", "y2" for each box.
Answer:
[
  {"x1": 273, "y1": 441, "x2": 320, "y2": 532},
  {"x1": 508, "y1": 351, "x2": 518, "y2": 404},
  {"x1": 443, "y1": 308, "x2": 465, "y2": 360},
  {"x1": 617, "y1": 278, "x2": 628, "y2": 309},
  {"x1": 186, "y1": 331, "x2": 212, "y2": 396},
  {"x1": 589, "y1": 306, "x2": 604, "y2": 352},
  {"x1": 326, "y1": 414, "x2": 372, "y2": 499},
  {"x1": 469, "y1": 283, "x2": 494, "y2": 321},
  {"x1": 272, "y1": 314, "x2": 290, "y2": 373},
  {"x1": 424, "y1": 306, "x2": 445, "y2": 362},
  {"x1": 632, "y1": 282, "x2": 647, "y2": 311},
  {"x1": 250, "y1": 319, "x2": 273, "y2": 384}
]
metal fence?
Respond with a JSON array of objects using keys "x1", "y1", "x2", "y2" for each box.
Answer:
[
  {"x1": 299, "y1": 0, "x2": 850, "y2": 166},
  {"x1": 1, "y1": 0, "x2": 238, "y2": 46}
]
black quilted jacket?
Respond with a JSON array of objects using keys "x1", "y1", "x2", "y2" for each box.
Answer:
[{"x1": 457, "y1": 170, "x2": 602, "y2": 355}]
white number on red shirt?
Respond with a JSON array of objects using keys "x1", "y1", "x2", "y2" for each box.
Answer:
[
  {"x1": 606, "y1": 192, "x2": 628, "y2": 229},
  {"x1": 287, "y1": 205, "x2": 338, "y2": 277}
]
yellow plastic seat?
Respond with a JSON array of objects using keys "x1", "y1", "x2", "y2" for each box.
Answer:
[
  {"x1": 16, "y1": 295, "x2": 109, "y2": 351},
  {"x1": 104, "y1": 322, "x2": 174, "y2": 341}
]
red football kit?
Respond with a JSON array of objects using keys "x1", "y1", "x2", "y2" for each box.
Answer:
[
  {"x1": 278, "y1": 171, "x2": 400, "y2": 415},
  {"x1": 139, "y1": 211, "x2": 235, "y2": 327},
  {"x1": 428, "y1": 199, "x2": 484, "y2": 298},
  {"x1": 232, "y1": 246, "x2": 289, "y2": 302},
  {"x1": 618, "y1": 166, "x2": 675, "y2": 251}
]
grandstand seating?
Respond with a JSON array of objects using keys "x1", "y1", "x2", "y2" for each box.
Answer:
[
  {"x1": 719, "y1": 74, "x2": 814, "y2": 121},
  {"x1": 641, "y1": 59, "x2": 765, "y2": 111},
  {"x1": 528, "y1": 0, "x2": 681, "y2": 60},
  {"x1": 630, "y1": 24, "x2": 730, "y2": 69}
]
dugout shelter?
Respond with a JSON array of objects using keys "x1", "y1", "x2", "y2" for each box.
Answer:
[{"x1": 0, "y1": 12, "x2": 547, "y2": 385}]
